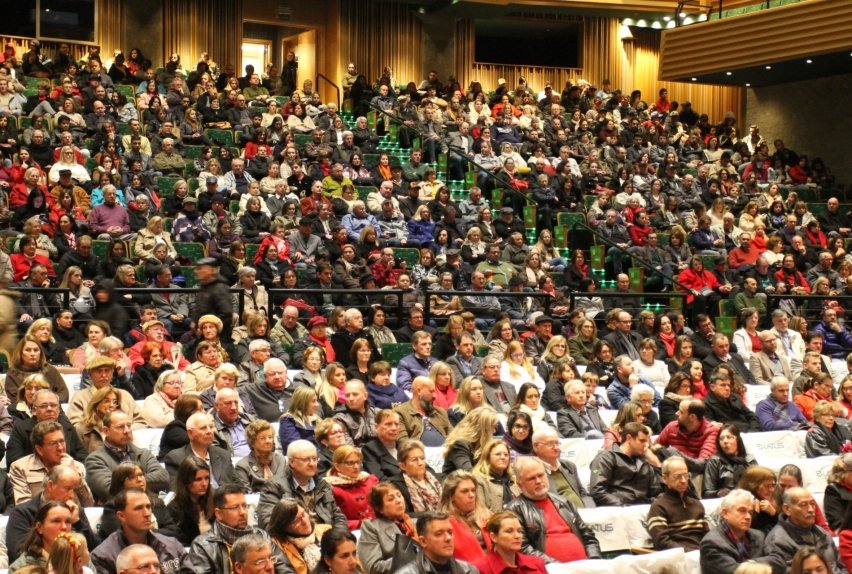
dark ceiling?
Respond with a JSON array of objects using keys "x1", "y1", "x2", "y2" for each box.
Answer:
[{"x1": 681, "y1": 50, "x2": 852, "y2": 88}]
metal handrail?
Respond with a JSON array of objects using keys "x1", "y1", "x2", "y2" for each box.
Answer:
[{"x1": 316, "y1": 74, "x2": 341, "y2": 112}]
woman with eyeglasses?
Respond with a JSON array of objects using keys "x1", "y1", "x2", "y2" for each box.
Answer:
[
  {"x1": 268, "y1": 499, "x2": 324, "y2": 574},
  {"x1": 737, "y1": 465, "x2": 779, "y2": 535},
  {"x1": 9, "y1": 373, "x2": 49, "y2": 422},
  {"x1": 502, "y1": 410, "x2": 534, "y2": 461},
  {"x1": 472, "y1": 440, "x2": 519, "y2": 514},
  {"x1": 166, "y1": 456, "x2": 215, "y2": 547},
  {"x1": 324, "y1": 445, "x2": 379, "y2": 529},
  {"x1": 140, "y1": 369, "x2": 182, "y2": 428},
  {"x1": 392, "y1": 439, "x2": 441, "y2": 515},
  {"x1": 235, "y1": 418, "x2": 288, "y2": 494}
]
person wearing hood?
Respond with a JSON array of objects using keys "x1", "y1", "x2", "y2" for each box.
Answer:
[
  {"x1": 90, "y1": 279, "x2": 130, "y2": 341},
  {"x1": 192, "y1": 258, "x2": 234, "y2": 342}
]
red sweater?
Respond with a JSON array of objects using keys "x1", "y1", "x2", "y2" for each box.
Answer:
[
  {"x1": 450, "y1": 514, "x2": 490, "y2": 564},
  {"x1": 656, "y1": 418, "x2": 719, "y2": 460},
  {"x1": 472, "y1": 550, "x2": 548, "y2": 574}
]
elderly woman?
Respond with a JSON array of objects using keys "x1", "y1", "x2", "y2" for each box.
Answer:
[
  {"x1": 440, "y1": 470, "x2": 493, "y2": 563},
  {"x1": 316, "y1": 418, "x2": 349, "y2": 479},
  {"x1": 325, "y1": 444, "x2": 379, "y2": 529},
  {"x1": 268, "y1": 499, "x2": 325, "y2": 574},
  {"x1": 292, "y1": 346, "x2": 326, "y2": 388},
  {"x1": 74, "y1": 386, "x2": 120, "y2": 453},
  {"x1": 357, "y1": 482, "x2": 419, "y2": 574},
  {"x1": 366, "y1": 361, "x2": 408, "y2": 410},
  {"x1": 472, "y1": 440, "x2": 518, "y2": 514},
  {"x1": 133, "y1": 215, "x2": 177, "y2": 261},
  {"x1": 5, "y1": 335, "x2": 68, "y2": 404},
  {"x1": 393, "y1": 439, "x2": 442, "y2": 515},
  {"x1": 232, "y1": 266, "x2": 269, "y2": 317},
  {"x1": 805, "y1": 400, "x2": 852, "y2": 458},
  {"x1": 131, "y1": 341, "x2": 172, "y2": 397},
  {"x1": 182, "y1": 340, "x2": 222, "y2": 394},
  {"x1": 140, "y1": 369, "x2": 183, "y2": 428},
  {"x1": 235, "y1": 418, "x2": 288, "y2": 493}
]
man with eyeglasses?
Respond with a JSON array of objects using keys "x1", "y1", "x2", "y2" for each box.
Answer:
[
  {"x1": 480, "y1": 354, "x2": 517, "y2": 414},
  {"x1": 231, "y1": 532, "x2": 282, "y2": 574},
  {"x1": 532, "y1": 425, "x2": 594, "y2": 509},
  {"x1": 85, "y1": 410, "x2": 169, "y2": 503},
  {"x1": 700, "y1": 489, "x2": 771, "y2": 574},
  {"x1": 9, "y1": 419, "x2": 93, "y2": 505},
  {"x1": 256, "y1": 439, "x2": 347, "y2": 530},
  {"x1": 164, "y1": 412, "x2": 238, "y2": 488},
  {"x1": 190, "y1": 485, "x2": 288, "y2": 574},
  {"x1": 647, "y1": 457, "x2": 708, "y2": 551},
  {"x1": 93, "y1": 489, "x2": 193, "y2": 574},
  {"x1": 7, "y1": 389, "x2": 87, "y2": 468},
  {"x1": 750, "y1": 330, "x2": 793, "y2": 387}
]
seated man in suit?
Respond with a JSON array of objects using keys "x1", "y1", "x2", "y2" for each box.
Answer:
[
  {"x1": 750, "y1": 330, "x2": 792, "y2": 386},
  {"x1": 164, "y1": 412, "x2": 238, "y2": 487},
  {"x1": 556, "y1": 380, "x2": 607, "y2": 439},
  {"x1": 703, "y1": 371, "x2": 761, "y2": 432},
  {"x1": 702, "y1": 333, "x2": 756, "y2": 386},
  {"x1": 531, "y1": 426, "x2": 594, "y2": 508},
  {"x1": 700, "y1": 489, "x2": 771, "y2": 574}
]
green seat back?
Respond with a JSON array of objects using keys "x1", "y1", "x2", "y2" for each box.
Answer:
[
  {"x1": 381, "y1": 343, "x2": 413, "y2": 367},
  {"x1": 174, "y1": 242, "x2": 206, "y2": 263}
]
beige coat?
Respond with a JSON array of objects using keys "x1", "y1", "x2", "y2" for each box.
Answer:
[
  {"x1": 8, "y1": 454, "x2": 94, "y2": 506},
  {"x1": 183, "y1": 361, "x2": 216, "y2": 394},
  {"x1": 140, "y1": 392, "x2": 175, "y2": 428}
]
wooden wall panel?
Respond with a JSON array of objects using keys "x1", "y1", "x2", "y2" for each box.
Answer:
[
  {"x1": 162, "y1": 0, "x2": 242, "y2": 76},
  {"x1": 661, "y1": 0, "x2": 852, "y2": 78}
]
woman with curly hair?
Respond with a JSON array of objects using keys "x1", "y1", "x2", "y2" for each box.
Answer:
[{"x1": 443, "y1": 406, "x2": 500, "y2": 474}]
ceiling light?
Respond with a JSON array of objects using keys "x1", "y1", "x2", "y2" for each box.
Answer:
[
  {"x1": 663, "y1": 16, "x2": 671, "y2": 21},
  {"x1": 765, "y1": 65, "x2": 772, "y2": 70},
  {"x1": 726, "y1": 72, "x2": 732, "y2": 76},
  {"x1": 683, "y1": 16, "x2": 693, "y2": 24},
  {"x1": 651, "y1": 21, "x2": 662, "y2": 29},
  {"x1": 691, "y1": 77, "x2": 697, "y2": 81},
  {"x1": 745, "y1": 83, "x2": 751, "y2": 87},
  {"x1": 636, "y1": 19, "x2": 647, "y2": 27},
  {"x1": 666, "y1": 20, "x2": 676, "y2": 29},
  {"x1": 806, "y1": 59, "x2": 813, "y2": 64},
  {"x1": 622, "y1": 18, "x2": 634, "y2": 26}
]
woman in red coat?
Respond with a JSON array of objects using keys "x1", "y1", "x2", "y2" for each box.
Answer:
[
  {"x1": 677, "y1": 255, "x2": 723, "y2": 321},
  {"x1": 473, "y1": 511, "x2": 548, "y2": 574},
  {"x1": 440, "y1": 470, "x2": 492, "y2": 564},
  {"x1": 10, "y1": 235, "x2": 54, "y2": 282},
  {"x1": 323, "y1": 444, "x2": 378, "y2": 529}
]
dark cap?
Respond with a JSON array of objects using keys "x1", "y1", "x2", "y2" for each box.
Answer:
[
  {"x1": 58, "y1": 169, "x2": 72, "y2": 176},
  {"x1": 446, "y1": 248, "x2": 461, "y2": 258},
  {"x1": 205, "y1": 176, "x2": 218, "y2": 184},
  {"x1": 508, "y1": 276, "x2": 525, "y2": 287},
  {"x1": 211, "y1": 193, "x2": 225, "y2": 204},
  {"x1": 307, "y1": 316, "x2": 327, "y2": 328},
  {"x1": 197, "y1": 257, "x2": 219, "y2": 267},
  {"x1": 535, "y1": 314, "x2": 554, "y2": 325},
  {"x1": 500, "y1": 207, "x2": 514, "y2": 215},
  {"x1": 714, "y1": 256, "x2": 727, "y2": 265},
  {"x1": 359, "y1": 274, "x2": 375, "y2": 286}
]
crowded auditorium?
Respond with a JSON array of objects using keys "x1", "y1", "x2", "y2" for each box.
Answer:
[{"x1": 0, "y1": 0, "x2": 849, "y2": 573}]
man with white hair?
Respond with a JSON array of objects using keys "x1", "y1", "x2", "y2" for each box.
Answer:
[
  {"x1": 237, "y1": 338, "x2": 272, "y2": 386},
  {"x1": 755, "y1": 376, "x2": 808, "y2": 431},
  {"x1": 256, "y1": 439, "x2": 347, "y2": 530},
  {"x1": 556, "y1": 380, "x2": 606, "y2": 439},
  {"x1": 699, "y1": 489, "x2": 771, "y2": 573},
  {"x1": 152, "y1": 137, "x2": 185, "y2": 176},
  {"x1": 330, "y1": 308, "x2": 380, "y2": 368},
  {"x1": 333, "y1": 380, "x2": 379, "y2": 446},
  {"x1": 341, "y1": 199, "x2": 378, "y2": 242},
  {"x1": 89, "y1": 184, "x2": 133, "y2": 240},
  {"x1": 269, "y1": 305, "x2": 307, "y2": 347},
  {"x1": 116, "y1": 545, "x2": 161, "y2": 574},
  {"x1": 505, "y1": 456, "x2": 601, "y2": 563},
  {"x1": 242, "y1": 358, "x2": 296, "y2": 422},
  {"x1": 532, "y1": 426, "x2": 594, "y2": 508},
  {"x1": 164, "y1": 412, "x2": 238, "y2": 488},
  {"x1": 211, "y1": 388, "x2": 254, "y2": 457}
]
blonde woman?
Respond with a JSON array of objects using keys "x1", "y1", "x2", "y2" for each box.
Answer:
[
  {"x1": 10, "y1": 373, "x2": 49, "y2": 421},
  {"x1": 447, "y1": 376, "x2": 487, "y2": 426},
  {"x1": 317, "y1": 362, "x2": 347, "y2": 417},
  {"x1": 134, "y1": 216, "x2": 177, "y2": 261},
  {"x1": 500, "y1": 340, "x2": 544, "y2": 393},
  {"x1": 439, "y1": 470, "x2": 493, "y2": 563},
  {"x1": 472, "y1": 439, "x2": 519, "y2": 514},
  {"x1": 75, "y1": 386, "x2": 120, "y2": 453},
  {"x1": 278, "y1": 386, "x2": 320, "y2": 453},
  {"x1": 443, "y1": 406, "x2": 500, "y2": 474}
]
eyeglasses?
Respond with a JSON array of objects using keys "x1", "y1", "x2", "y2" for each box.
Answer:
[
  {"x1": 44, "y1": 439, "x2": 66, "y2": 448},
  {"x1": 35, "y1": 403, "x2": 59, "y2": 410},
  {"x1": 218, "y1": 503, "x2": 249, "y2": 511},
  {"x1": 245, "y1": 557, "x2": 279, "y2": 568},
  {"x1": 341, "y1": 459, "x2": 362, "y2": 467},
  {"x1": 668, "y1": 472, "x2": 691, "y2": 481},
  {"x1": 291, "y1": 456, "x2": 318, "y2": 463},
  {"x1": 327, "y1": 430, "x2": 346, "y2": 437},
  {"x1": 536, "y1": 441, "x2": 560, "y2": 448},
  {"x1": 126, "y1": 563, "x2": 161, "y2": 572}
]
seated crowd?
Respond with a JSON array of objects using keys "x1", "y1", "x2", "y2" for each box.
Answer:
[{"x1": 0, "y1": 41, "x2": 850, "y2": 574}]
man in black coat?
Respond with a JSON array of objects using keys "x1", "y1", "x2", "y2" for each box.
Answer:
[
  {"x1": 329, "y1": 308, "x2": 381, "y2": 367},
  {"x1": 702, "y1": 333, "x2": 755, "y2": 386},
  {"x1": 703, "y1": 370, "x2": 761, "y2": 433},
  {"x1": 6, "y1": 390, "x2": 87, "y2": 468},
  {"x1": 192, "y1": 258, "x2": 234, "y2": 341}
]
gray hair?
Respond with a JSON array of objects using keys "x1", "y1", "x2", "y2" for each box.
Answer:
[
  {"x1": 186, "y1": 412, "x2": 214, "y2": 430},
  {"x1": 630, "y1": 383, "x2": 655, "y2": 401},
  {"x1": 513, "y1": 455, "x2": 547, "y2": 478},
  {"x1": 231, "y1": 532, "x2": 270, "y2": 565},
  {"x1": 264, "y1": 357, "x2": 285, "y2": 372},
  {"x1": 117, "y1": 545, "x2": 158, "y2": 574},
  {"x1": 661, "y1": 456, "x2": 687, "y2": 476},
  {"x1": 532, "y1": 425, "x2": 559, "y2": 444},
  {"x1": 770, "y1": 376, "x2": 790, "y2": 391},
  {"x1": 248, "y1": 338, "x2": 271, "y2": 352},
  {"x1": 563, "y1": 379, "x2": 585, "y2": 397},
  {"x1": 720, "y1": 488, "x2": 755, "y2": 512},
  {"x1": 98, "y1": 336, "x2": 125, "y2": 353},
  {"x1": 286, "y1": 439, "x2": 317, "y2": 458},
  {"x1": 238, "y1": 266, "x2": 257, "y2": 279}
]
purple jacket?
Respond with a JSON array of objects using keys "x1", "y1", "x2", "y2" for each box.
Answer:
[
  {"x1": 755, "y1": 395, "x2": 809, "y2": 431},
  {"x1": 813, "y1": 321, "x2": 852, "y2": 359}
]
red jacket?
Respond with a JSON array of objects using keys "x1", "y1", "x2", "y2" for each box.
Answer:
[
  {"x1": 450, "y1": 514, "x2": 490, "y2": 564},
  {"x1": 774, "y1": 268, "x2": 811, "y2": 293},
  {"x1": 655, "y1": 418, "x2": 719, "y2": 460},
  {"x1": 326, "y1": 471, "x2": 378, "y2": 530},
  {"x1": 677, "y1": 268, "x2": 720, "y2": 304},
  {"x1": 628, "y1": 223, "x2": 652, "y2": 247},
  {"x1": 473, "y1": 550, "x2": 548, "y2": 574},
  {"x1": 10, "y1": 253, "x2": 54, "y2": 282}
]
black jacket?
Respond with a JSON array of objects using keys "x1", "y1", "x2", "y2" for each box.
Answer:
[
  {"x1": 193, "y1": 274, "x2": 234, "y2": 340},
  {"x1": 256, "y1": 464, "x2": 347, "y2": 530},
  {"x1": 6, "y1": 413, "x2": 86, "y2": 469},
  {"x1": 361, "y1": 437, "x2": 401, "y2": 482},
  {"x1": 504, "y1": 492, "x2": 601, "y2": 563},
  {"x1": 158, "y1": 418, "x2": 189, "y2": 462},
  {"x1": 703, "y1": 390, "x2": 761, "y2": 432},
  {"x1": 588, "y1": 443, "x2": 662, "y2": 506}
]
